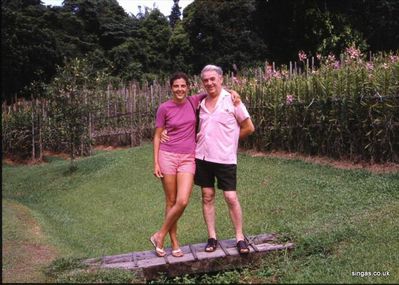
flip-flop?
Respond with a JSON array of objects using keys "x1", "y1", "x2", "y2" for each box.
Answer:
[
  {"x1": 172, "y1": 248, "x2": 184, "y2": 257},
  {"x1": 149, "y1": 235, "x2": 166, "y2": 257}
]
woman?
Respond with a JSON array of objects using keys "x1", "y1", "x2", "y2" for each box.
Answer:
[{"x1": 151, "y1": 72, "x2": 240, "y2": 257}]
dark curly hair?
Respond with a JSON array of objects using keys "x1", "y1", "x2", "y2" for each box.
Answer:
[{"x1": 169, "y1": 72, "x2": 190, "y2": 87}]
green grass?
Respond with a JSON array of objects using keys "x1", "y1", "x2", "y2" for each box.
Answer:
[
  {"x1": 2, "y1": 199, "x2": 58, "y2": 283},
  {"x1": 2, "y1": 143, "x2": 399, "y2": 283}
]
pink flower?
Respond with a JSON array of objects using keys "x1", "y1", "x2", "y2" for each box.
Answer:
[
  {"x1": 298, "y1": 50, "x2": 307, "y2": 61},
  {"x1": 286, "y1": 94, "x2": 294, "y2": 105},
  {"x1": 366, "y1": 62, "x2": 374, "y2": 71},
  {"x1": 264, "y1": 65, "x2": 273, "y2": 79},
  {"x1": 345, "y1": 45, "x2": 362, "y2": 60},
  {"x1": 281, "y1": 70, "x2": 289, "y2": 78},
  {"x1": 264, "y1": 65, "x2": 282, "y2": 80},
  {"x1": 326, "y1": 53, "x2": 336, "y2": 65},
  {"x1": 273, "y1": 70, "x2": 282, "y2": 79},
  {"x1": 232, "y1": 76, "x2": 242, "y2": 85},
  {"x1": 389, "y1": 55, "x2": 399, "y2": 63}
]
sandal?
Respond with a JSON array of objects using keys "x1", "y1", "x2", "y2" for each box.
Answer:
[
  {"x1": 205, "y1": 238, "x2": 218, "y2": 252},
  {"x1": 149, "y1": 235, "x2": 166, "y2": 257},
  {"x1": 172, "y1": 248, "x2": 184, "y2": 257},
  {"x1": 236, "y1": 240, "x2": 250, "y2": 255}
]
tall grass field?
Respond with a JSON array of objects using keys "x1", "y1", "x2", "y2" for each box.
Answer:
[{"x1": 2, "y1": 144, "x2": 399, "y2": 283}]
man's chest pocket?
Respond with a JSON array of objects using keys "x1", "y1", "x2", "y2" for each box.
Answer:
[{"x1": 215, "y1": 110, "x2": 237, "y2": 128}]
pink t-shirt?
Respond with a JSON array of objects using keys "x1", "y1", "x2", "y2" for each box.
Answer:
[
  {"x1": 155, "y1": 94, "x2": 205, "y2": 154},
  {"x1": 195, "y1": 89, "x2": 250, "y2": 164}
]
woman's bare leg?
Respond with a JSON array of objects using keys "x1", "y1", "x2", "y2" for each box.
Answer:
[
  {"x1": 153, "y1": 174, "x2": 177, "y2": 249},
  {"x1": 153, "y1": 173, "x2": 194, "y2": 249}
]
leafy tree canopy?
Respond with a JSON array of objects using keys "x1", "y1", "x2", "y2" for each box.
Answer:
[{"x1": 2, "y1": 0, "x2": 398, "y2": 103}]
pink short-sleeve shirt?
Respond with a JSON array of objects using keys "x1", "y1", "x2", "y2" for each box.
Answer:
[
  {"x1": 195, "y1": 89, "x2": 250, "y2": 164},
  {"x1": 155, "y1": 94, "x2": 204, "y2": 154}
]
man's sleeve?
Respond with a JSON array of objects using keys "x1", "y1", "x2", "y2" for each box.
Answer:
[{"x1": 235, "y1": 103, "x2": 250, "y2": 124}]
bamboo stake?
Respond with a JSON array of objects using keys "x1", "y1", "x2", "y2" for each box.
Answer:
[{"x1": 31, "y1": 95, "x2": 35, "y2": 160}]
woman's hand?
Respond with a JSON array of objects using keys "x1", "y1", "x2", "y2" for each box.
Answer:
[
  {"x1": 154, "y1": 164, "x2": 163, "y2": 178},
  {"x1": 228, "y1": 89, "x2": 242, "y2": 106}
]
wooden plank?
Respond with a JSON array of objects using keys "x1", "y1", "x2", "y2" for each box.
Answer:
[
  {"x1": 218, "y1": 240, "x2": 230, "y2": 256},
  {"x1": 138, "y1": 246, "x2": 288, "y2": 280},
  {"x1": 189, "y1": 244, "x2": 198, "y2": 261},
  {"x1": 163, "y1": 254, "x2": 170, "y2": 264},
  {"x1": 245, "y1": 235, "x2": 259, "y2": 252},
  {"x1": 84, "y1": 233, "x2": 294, "y2": 281},
  {"x1": 132, "y1": 253, "x2": 138, "y2": 267}
]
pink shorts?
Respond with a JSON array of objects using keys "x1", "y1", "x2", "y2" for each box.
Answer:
[{"x1": 158, "y1": 150, "x2": 196, "y2": 175}]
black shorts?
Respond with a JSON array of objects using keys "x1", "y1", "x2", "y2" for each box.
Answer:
[{"x1": 194, "y1": 159, "x2": 237, "y2": 191}]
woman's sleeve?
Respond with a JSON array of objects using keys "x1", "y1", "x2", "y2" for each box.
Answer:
[{"x1": 155, "y1": 104, "x2": 166, "y2": 128}]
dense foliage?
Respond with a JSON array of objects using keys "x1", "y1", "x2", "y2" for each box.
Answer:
[
  {"x1": 2, "y1": 0, "x2": 399, "y2": 103},
  {"x1": 233, "y1": 48, "x2": 399, "y2": 163},
  {"x1": 2, "y1": 49, "x2": 398, "y2": 163}
]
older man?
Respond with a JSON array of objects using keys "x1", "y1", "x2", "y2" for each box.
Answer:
[{"x1": 195, "y1": 64, "x2": 255, "y2": 254}]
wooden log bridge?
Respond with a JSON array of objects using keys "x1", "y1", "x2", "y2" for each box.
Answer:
[{"x1": 83, "y1": 233, "x2": 294, "y2": 281}]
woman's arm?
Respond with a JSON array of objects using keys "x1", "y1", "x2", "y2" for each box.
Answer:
[
  {"x1": 153, "y1": 127, "x2": 164, "y2": 178},
  {"x1": 226, "y1": 89, "x2": 241, "y2": 106}
]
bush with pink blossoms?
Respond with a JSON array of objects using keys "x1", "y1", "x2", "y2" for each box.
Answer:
[{"x1": 228, "y1": 48, "x2": 399, "y2": 163}]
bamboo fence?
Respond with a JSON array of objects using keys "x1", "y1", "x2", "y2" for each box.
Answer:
[{"x1": 2, "y1": 56, "x2": 399, "y2": 163}]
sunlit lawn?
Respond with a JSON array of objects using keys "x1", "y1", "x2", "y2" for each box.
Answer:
[{"x1": 2, "y1": 143, "x2": 399, "y2": 283}]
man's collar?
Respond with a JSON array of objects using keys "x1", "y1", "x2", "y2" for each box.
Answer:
[{"x1": 220, "y1": 88, "x2": 230, "y2": 97}]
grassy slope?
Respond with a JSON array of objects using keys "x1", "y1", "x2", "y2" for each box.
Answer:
[
  {"x1": 2, "y1": 143, "x2": 399, "y2": 283},
  {"x1": 2, "y1": 199, "x2": 58, "y2": 283}
]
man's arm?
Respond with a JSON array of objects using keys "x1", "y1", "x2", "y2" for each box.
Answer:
[
  {"x1": 160, "y1": 129, "x2": 169, "y2": 143},
  {"x1": 239, "y1": 117, "x2": 255, "y2": 140}
]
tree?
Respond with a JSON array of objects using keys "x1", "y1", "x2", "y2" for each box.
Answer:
[
  {"x1": 253, "y1": 0, "x2": 323, "y2": 63},
  {"x1": 252, "y1": 0, "x2": 398, "y2": 64},
  {"x1": 1, "y1": 1, "x2": 60, "y2": 103},
  {"x1": 322, "y1": 0, "x2": 399, "y2": 52},
  {"x1": 182, "y1": 0, "x2": 267, "y2": 73},
  {"x1": 48, "y1": 58, "x2": 104, "y2": 171},
  {"x1": 138, "y1": 9, "x2": 172, "y2": 77},
  {"x1": 108, "y1": 39, "x2": 145, "y2": 81},
  {"x1": 61, "y1": 0, "x2": 139, "y2": 51},
  {"x1": 168, "y1": 21, "x2": 193, "y2": 73},
  {"x1": 169, "y1": 0, "x2": 181, "y2": 29}
]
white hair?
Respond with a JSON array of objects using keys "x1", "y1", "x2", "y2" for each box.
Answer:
[{"x1": 201, "y1": 64, "x2": 223, "y2": 78}]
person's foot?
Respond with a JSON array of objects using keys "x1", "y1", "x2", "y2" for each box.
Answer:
[
  {"x1": 171, "y1": 240, "x2": 180, "y2": 251},
  {"x1": 172, "y1": 248, "x2": 184, "y2": 257},
  {"x1": 205, "y1": 238, "x2": 218, "y2": 252},
  {"x1": 150, "y1": 234, "x2": 166, "y2": 257},
  {"x1": 236, "y1": 240, "x2": 250, "y2": 255}
]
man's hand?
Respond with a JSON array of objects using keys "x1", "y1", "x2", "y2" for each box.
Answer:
[{"x1": 160, "y1": 129, "x2": 170, "y2": 143}]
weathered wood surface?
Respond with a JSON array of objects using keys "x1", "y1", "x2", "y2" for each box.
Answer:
[{"x1": 84, "y1": 233, "x2": 294, "y2": 280}]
